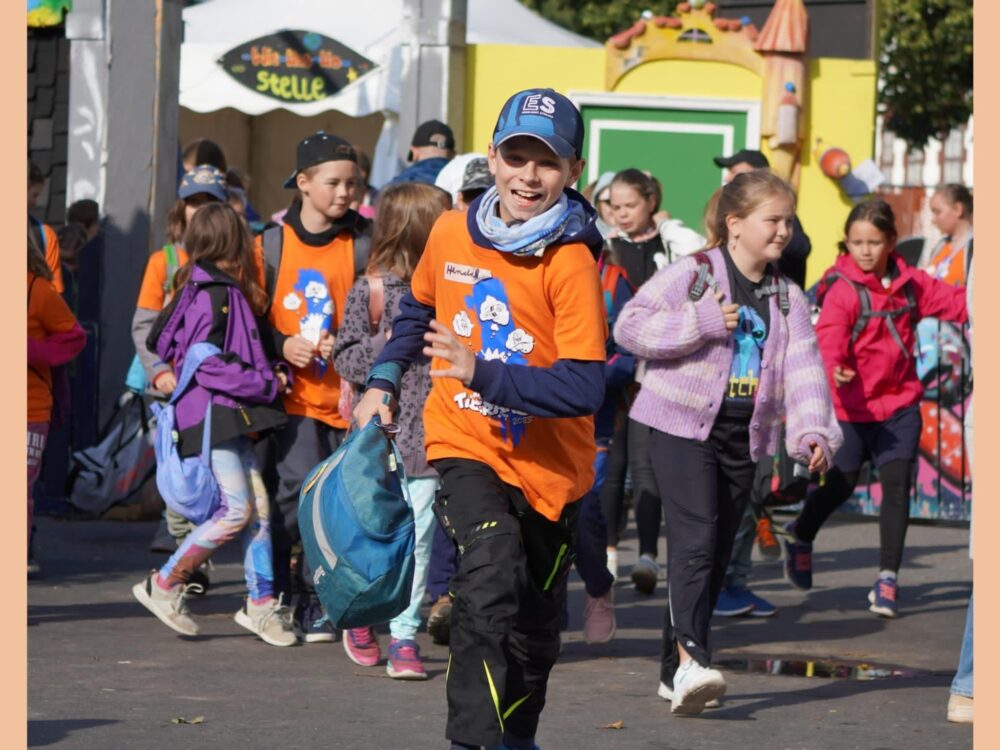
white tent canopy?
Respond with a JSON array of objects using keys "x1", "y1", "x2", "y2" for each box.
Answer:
[{"x1": 180, "y1": 0, "x2": 599, "y2": 117}]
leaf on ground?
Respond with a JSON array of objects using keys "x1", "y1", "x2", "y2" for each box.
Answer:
[
  {"x1": 600, "y1": 720, "x2": 625, "y2": 730},
  {"x1": 171, "y1": 716, "x2": 206, "y2": 725}
]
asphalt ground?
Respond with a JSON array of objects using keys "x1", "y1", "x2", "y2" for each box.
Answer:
[{"x1": 28, "y1": 513, "x2": 972, "y2": 749}]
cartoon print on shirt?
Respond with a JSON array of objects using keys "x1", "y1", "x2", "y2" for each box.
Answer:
[
  {"x1": 452, "y1": 310, "x2": 473, "y2": 338},
  {"x1": 284, "y1": 269, "x2": 333, "y2": 376},
  {"x1": 458, "y1": 276, "x2": 533, "y2": 444},
  {"x1": 727, "y1": 306, "x2": 766, "y2": 401}
]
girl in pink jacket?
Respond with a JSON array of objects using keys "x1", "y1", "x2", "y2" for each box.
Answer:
[{"x1": 783, "y1": 199, "x2": 967, "y2": 618}]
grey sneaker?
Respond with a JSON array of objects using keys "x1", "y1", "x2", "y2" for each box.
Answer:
[
  {"x1": 631, "y1": 554, "x2": 659, "y2": 595},
  {"x1": 234, "y1": 596, "x2": 298, "y2": 647},
  {"x1": 132, "y1": 572, "x2": 200, "y2": 637}
]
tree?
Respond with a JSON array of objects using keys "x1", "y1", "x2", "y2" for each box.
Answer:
[
  {"x1": 519, "y1": 0, "x2": 681, "y2": 43},
  {"x1": 878, "y1": 0, "x2": 973, "y2": 148}
]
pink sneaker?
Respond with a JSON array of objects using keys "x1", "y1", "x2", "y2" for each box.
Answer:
[
  {"x1": 583, "y1": 589, "x2": 616, "y2": 644},
  {"x1": 386, "y1": 638, "x2": 428, "y2": 680},
  {"x1": 343, "y1": 626, "x2": 381, "y2": 667}
]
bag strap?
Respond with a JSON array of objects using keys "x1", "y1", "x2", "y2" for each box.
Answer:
[
  {"x1": 30, "y1": 216, "x2": 46, "y2": 248},
  {"x1": 752, "y1": 270, "x2": 791, "y2": 317},
  {"x1": 170, "y1": 341, "x2": 223, "y2": 405},
  {"x1": 366, "y1": 275, "x2": 385, "y2": 333},
  {"x1": 687, "y1": 252, "x2": 715, "y2": 302},
  {"x1": 199, "y1": 398, "x2": 214, "y2": 466},
  {"x1": 262, "y1": 226, "x2": 284, "y2": 304},
  {"x1": 353, "y1": 231, "x2": 371, "y2": 281},
  {"x1": 162, "y1": 244, "x2": 179, "y2": 295}
]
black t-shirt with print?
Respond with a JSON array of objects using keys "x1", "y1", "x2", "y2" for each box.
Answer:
[{"x1": 718, "y1": 247, "x2": 773, "y2": 420}]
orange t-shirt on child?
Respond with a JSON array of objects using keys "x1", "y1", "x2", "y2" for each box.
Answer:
[
  {"x1": 28, "y1": 273, "x2": 79, "y2": 423},
  {"x1": 926, "y1": 240, "x2": 967, "y2": 287},
  {"x1": 135, "y1": 246, "x2": 190, "y2": 311},
  {"x1": 257, "y1": 225, "x2": 358, "y2": 429},
  {"x1": 409, "y1": 210, "x2": 607, "y2": 521}
]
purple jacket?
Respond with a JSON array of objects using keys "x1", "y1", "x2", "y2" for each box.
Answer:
[
  {"x1": 148, "y1": 262, "x2": 285, "y2": 455},
  {"x1": 614, "y1": 247, "x2": 842, "y2": 467}
]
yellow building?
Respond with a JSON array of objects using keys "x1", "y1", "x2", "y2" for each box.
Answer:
[{"x1": 464, "y1": 1, "x2": 876, "y2": 287}]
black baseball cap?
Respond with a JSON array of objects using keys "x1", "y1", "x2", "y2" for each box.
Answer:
[
  {"x1": 283, "y1": 131, "x2": 357, "y2": 189},
  {"x1": 409, "y1": 120, "x2": 455, "y2": 161},
  {"x1": 713, "y1": 149, "x2": 770, "y2": 169}
]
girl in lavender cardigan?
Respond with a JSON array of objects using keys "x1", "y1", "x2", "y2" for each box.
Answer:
[{"x1": 614, "y1": 170, "x2": 842, "y2": 715}]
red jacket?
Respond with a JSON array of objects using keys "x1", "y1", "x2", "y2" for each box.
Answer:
[{"x1": 816, "y1": 252, "x2": 967, "y2": 423}]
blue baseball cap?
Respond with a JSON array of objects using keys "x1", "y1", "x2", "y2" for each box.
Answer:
[
  {"x1": 178, "y1": 164, "x2": 228, "y2": 203},
  {"x1": 492, "y1": 88, "x2": 584, "y2": 159}
]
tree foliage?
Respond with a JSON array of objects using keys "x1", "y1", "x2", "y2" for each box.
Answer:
[
  {"x1": 878, "y1": 0, "x2": 973, "y2": 148},
  {"x1": 519, "y1": 0, "x2": 681, "y2": 43}
]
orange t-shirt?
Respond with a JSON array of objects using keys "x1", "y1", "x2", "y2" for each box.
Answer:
[
  {"x1": 257, "y1": 224, "x2": 357, "y2": 429},
  {"x1": 135, "y1": 246, "x2": 190, "y2": 311},
  {"x1": 41, "y1": 223, "x2": 64, "y2": 294},
  {"x1": 27, "y1": 273, "x2": 79, "y2": 423},
  {"x1": 926, "y1": 240, "x2": 967, "y2": 287},
  {"x1": 410, "y1": 210, "x2": 608, "y2": 520}
]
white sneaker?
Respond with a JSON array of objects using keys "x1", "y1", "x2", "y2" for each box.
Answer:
[
  {"x1": 132, "y1": 573, "x2": 200, "y2": 637},
  {"x1": 606, "y1": 548, "x2": 618, "y2": 582},
  {"x1": 235, "y1": 596, "x2": 298, "y2": 647},
  {"x1": 657, "y1": 681, "x2": 721, "y2": 709},
  {"x1": 631, "y1": 553, "x2": 659, "y2": 595},
  {"x1": 670, "y1": 661, "x2": 726, "y2": 715}
]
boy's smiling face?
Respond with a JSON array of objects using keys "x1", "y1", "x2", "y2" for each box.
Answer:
[{"x1": 488, "y1": 136, "x2": 584, "y2": 225}]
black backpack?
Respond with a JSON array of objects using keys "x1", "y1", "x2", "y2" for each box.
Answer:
[
  {"x1": 687, "y1": 251, "x2": 790, "y2": 316},
  {"x1": 817, "y1": 270, "x2": 918, "y2": 358}
]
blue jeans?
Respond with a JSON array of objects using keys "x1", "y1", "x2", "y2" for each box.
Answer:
[
  {"x1": 574, "y1": 443, "x2": 615, "y2": 598},
  {"x1": 951, "y1": 593, "x2": 973, "y2": 697},
  {"x1": 390, "y1": 476, "x2": 439, "y2": 641}
]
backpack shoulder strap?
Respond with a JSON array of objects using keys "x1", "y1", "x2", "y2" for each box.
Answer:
[
  {"x1": 600, "y1": 263, "x2": 626, "y2": 316},
  {"x1": 366, "y1": 275, "x2": 385, "y2": 332},
  {"x1": 353, "y1": 230, "x2": 372, "y2": 280},
  {"x1": 162, "y1": 244, "x2": 179, "y2": 294},
  {"x1": 849, "y1": 281, "x2": 871, "y2": 345},
  {"x1": 170, "y1": 341, "x2": 223, "y2": 405},
  {"x1": 687, "y1": 252, "x2": 715, "y2": 302},
  {"x1": 262, "y1": 226, "x2": 284, "y2": 303}
]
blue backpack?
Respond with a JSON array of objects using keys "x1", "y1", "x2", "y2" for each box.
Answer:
[
  {"x1": 151, "y1": 342, "x2": 223, "y2": 525},
  {"x1": 298, "y1": 417, "x2": 415, "y2": 629}
]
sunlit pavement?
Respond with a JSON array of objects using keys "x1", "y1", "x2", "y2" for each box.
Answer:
[{"x1": 29, "y1": 513, "x2": 972, "y2": 749}]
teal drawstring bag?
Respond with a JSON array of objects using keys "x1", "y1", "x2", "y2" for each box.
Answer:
[{"x1": 298, "y1": 416, "x2": 415, "y2": 629}]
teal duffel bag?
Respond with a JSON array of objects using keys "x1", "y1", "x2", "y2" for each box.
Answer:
[{"x1": 298, "y1": 417, "x2": 415, "y2": 629}]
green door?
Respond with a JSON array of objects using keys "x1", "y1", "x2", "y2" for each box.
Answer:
[{"x1": 578, "y1": 100, "x2": 756, "y2": 230}]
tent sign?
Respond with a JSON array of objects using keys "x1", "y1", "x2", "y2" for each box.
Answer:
[{"x1": 218, "y1": 30, "x2": 376, "y2": 104}]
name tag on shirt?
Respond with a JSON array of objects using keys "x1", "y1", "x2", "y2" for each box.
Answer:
[{"x1": 444, "y1": 263, "x2": 493, "y2": 285}]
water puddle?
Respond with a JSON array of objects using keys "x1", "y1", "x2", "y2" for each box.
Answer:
[{"x1": 715, "y1": 656, "x2": 928, "y2": 681}]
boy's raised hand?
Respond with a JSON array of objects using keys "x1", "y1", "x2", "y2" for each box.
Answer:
[
  {"x1": 714, "y1": 290, "x2": 740, "y2": 331},
  {"x1": 424, "y1": 319, "x2": 476, "y2": 386},
  {"x1": 353, "y1": 387, "x2": 396, "y2": 430},
  {"x1": 283, "y1": 335, "x2": 314, "y2": 368}
]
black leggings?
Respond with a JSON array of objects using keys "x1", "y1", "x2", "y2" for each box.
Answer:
[
  {"x1": 795, "y1": 459, "x2": 913, "y2": 573},
  {"x1": 599, "y1": 418, "x2": 629, "y2": 547},
  {"x1": 628, "y1": 419, "x2": 662, "y2": 558}
]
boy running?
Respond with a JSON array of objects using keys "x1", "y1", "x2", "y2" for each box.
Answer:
[{"x1": 355, "y1": 89, "x2": 607, "y2": 750}]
